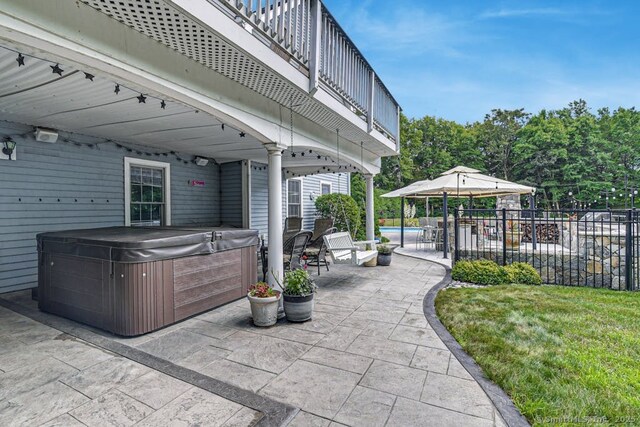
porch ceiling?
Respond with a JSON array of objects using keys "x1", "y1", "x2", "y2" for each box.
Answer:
[
  {"x1": 0, "y1": 45, "x2": 265, "y2": 161},
  {"x1": 0, "y1": 44, "x2": 365, "y2": 173}
]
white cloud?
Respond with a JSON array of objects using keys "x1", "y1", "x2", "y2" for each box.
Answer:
[{"x1": 478, "y1": 8, "x2": 567, "y2": 19}]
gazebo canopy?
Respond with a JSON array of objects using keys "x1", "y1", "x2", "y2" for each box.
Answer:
[{"x1": 382, "y1": 166, "x2": 535, "y2": 198}]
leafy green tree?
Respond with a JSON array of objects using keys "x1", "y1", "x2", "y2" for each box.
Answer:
[
  {"x1": 513, "y1": 110, "x2": 568, "y2": 208},
  {"x1": 475, "y1": 108, "x2": 530, "y2": 180}
]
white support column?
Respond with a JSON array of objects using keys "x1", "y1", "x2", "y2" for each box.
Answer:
[
  {"x1": 265, "y1": 143, "x2": 285, "y2": 317},
  {"x1": 367, "y1": 70, "x2": 376, "y2": 133},
  {"x1": 365, "y1": 173, "x2": 375, "y2": 241},
  {"x1": 308, "y1": 0, "x2": 322, "y2": 95}
]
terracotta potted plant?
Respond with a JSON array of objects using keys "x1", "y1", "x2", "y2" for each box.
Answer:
[
  {"x1": 247, "y1": 282, "x2": 281, "y2": 327},
  {"x1": 280, "y1": 269, "x2": 316, "y2": 322},
  {"x1": 377, "y1": 244, "x2": 393, "y2": 266}
]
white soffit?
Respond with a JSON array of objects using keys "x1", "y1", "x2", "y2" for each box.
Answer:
[{"x1": 79, "y1": 0, "x2": 390, "y2": 154}]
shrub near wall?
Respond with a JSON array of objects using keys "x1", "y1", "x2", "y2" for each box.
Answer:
[
  {"x1": 452, "y1": 260, "x2": 542, "y2": 286},
  {"x1": 504, "y1": 262, "x2": 542, "y2": 286},
  {"x1": 315, "y1": 193, "x2": 362, "y2": 239}
]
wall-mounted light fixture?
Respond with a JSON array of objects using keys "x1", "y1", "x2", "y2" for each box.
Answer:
[
  {"x1": 35, "y1": 127, "x2": 58, "y2": 143},
  {"x1": 2, "y1": 137, "x2": 16, "y2": 160},
  {"x1": 194, "y1": 157, "x2": 209, "y2": 166}
]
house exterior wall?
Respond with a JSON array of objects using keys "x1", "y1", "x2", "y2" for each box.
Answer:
[
  {"x1": 249, "y1": 161, "x2": 350, "y2": 242},
  {"x1": 298, "y1": 173, "x2": 351, "y2": 231},
  {"x1": 0, "y1": 121, "x2": 221, "y2": 293}
]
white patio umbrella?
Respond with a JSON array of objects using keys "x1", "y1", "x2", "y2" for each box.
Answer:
[
  {"x1": 383, "y1": 166, "x2": 535, "y2": 199},
  {"x1": 382, "y1": 166, "x2": 536, "y2": 258}
]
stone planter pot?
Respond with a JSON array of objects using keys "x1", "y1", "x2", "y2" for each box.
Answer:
[
  {"x1": 283, "y1": 293, "x2": 315, "y2": 322},
  {"x1": 363, "y1": 256, "x2": 377, "y2": 267},
  {"x1": 248, "y1": 291, "x2": 281, "y2": 327},
  {"x1": 377, "y1": 253, "x2": 392, "y2": 266}
]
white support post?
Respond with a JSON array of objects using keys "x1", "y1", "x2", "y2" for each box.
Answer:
[
  {"x1": 266, "y1": 143, "x2": 285, "y2": 317},
  {"x1": 308, "y1": 0, "x2": 322, "y2": 95},
  {"x1": 365, "y1": 173, "x2": 375, "y2": 242},
  {"x1": 367, "y1": 70, "x2": 375, "y2": 133},
  {"x1": 396, "y1": 105, "x2": 401, "y2": 152}
]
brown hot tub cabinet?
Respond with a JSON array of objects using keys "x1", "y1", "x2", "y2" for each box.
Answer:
[{"x1": 37, "y1": 227, "x2": 258, "y2": 336}]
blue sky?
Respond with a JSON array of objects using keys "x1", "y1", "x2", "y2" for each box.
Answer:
[{"x1": 323, "y1": 0, "x2": 640, "y2": 123}]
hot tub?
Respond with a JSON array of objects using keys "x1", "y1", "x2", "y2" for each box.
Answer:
[{"x1": 37, "y1": 226, "x2": 258, "y2": 336}]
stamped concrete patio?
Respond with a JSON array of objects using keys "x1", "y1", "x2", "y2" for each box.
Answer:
[{"x1": 0, "y1": 254, "x2": 505, "y2": 426}]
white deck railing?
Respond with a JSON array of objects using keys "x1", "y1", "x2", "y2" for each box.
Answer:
[{"x1": 224, "y1": 0, "x2": 400, "y2": 143}]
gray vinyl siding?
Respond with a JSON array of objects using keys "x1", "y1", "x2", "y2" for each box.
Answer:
[
  {"x1": 249, "y1": 160, "x2": 350, "y2": 240},
  {"x1": 220, "y1": 161, "x2": 243, "y2": 227},
  {"x1": 0, "y1": 121, "x2": 220, "y2": 293},
  {"x1": 298, "y1": 173, "x2": 350, "y2": 230},
  {"x1": 250, "y1": 162, "x2": 269, "y2": 242}
]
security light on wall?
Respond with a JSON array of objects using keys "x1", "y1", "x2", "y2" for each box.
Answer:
[
  {"x1": 194, "y1": 157, "x2": 209, "y2": 166},
  {"x1": 35, "y1": 127, "x2": 59, "y2": 143}
]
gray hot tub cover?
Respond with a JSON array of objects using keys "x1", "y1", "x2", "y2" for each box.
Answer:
[{"x1": 37, "y1": 226, "x2": 259, "y2": 263}]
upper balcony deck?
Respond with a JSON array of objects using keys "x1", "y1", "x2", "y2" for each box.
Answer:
[
  {"x1": 76, "y1": 0, "x2": 400, "y2": 156},
  {"x1": 224, "y1": 0, "x2": 400, "y2": 144}
]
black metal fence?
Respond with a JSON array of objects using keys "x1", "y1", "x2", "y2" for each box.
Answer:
[{"x1": 453, "y1": 208, "x2": 640, "y2": 291}]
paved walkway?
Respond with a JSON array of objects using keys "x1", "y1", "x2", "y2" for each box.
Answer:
[
  {"x1": 380, "y1": 228, "x2": 452, "y2": 268},
  {"x1": 0, "y1": 255, "x2": 503, "y2": 426}
]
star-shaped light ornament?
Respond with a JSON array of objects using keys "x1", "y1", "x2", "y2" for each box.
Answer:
[
  {"x1": 16, "y1": 53, "x2": 25, "y2": 67},
  {"x1": 50, "y1": 63, "x2": 64, "y2": 76},
  {"x1": 137, "y1": 94, "x2": 147, "y2": 103}
]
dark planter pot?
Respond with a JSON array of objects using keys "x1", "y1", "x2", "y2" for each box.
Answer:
[
  {"x1": 283, "y1": 293, "x2": 315, "y2": 322},
  {"x1": 377, "y1": 253, "x2": 392, "y2": 266}
]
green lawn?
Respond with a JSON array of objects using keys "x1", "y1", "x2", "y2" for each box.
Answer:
[{"x1": 435, "y1": 285, "x2": 640, "y2": 426}]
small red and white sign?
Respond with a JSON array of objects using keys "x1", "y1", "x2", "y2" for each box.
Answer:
[{"x1": 190, "y1": 180, "x2": 206, "y2": 187}]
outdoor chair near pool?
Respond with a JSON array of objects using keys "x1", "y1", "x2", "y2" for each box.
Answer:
[
  {"x1": 416, "y1": 225, "x2": 436, "y2": 250},
  {"x1": 323, "y1": 232, "x2": 377, "y2": 266},
  {"x1": 306, "y1": 227, "x2": 337, "y2": 275}
]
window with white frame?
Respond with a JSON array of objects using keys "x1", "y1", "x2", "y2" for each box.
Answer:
[
  {"x1": 287, "y1": 179, "x2": 302, "y2": 217},
  {"x1": 125, "y1": 158, "x2": 171, "y2": 226},
  {"x1": 320, "y1": 181, "x2": 332, "y2": 195}
]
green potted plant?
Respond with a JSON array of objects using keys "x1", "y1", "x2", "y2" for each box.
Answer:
[
  {"x1": 279, "y1": 269, "x2": 316, "y2": 322},
  {"x1": 377, "y1": 244, "x2": 393, "y2": 266},
  {"x1": 247, "y1": 282, "x2": 281, "y2": 327}
]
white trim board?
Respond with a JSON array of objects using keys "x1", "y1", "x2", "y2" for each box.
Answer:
[{"x1": 124, "y1": 157, "x2": 172, "y2": 226}]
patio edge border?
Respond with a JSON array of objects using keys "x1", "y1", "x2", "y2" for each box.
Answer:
[
  {"x1": 0, "y1": 297, "x2": 298, "y2": 427},
  {"x1": 397, "y1": 251, "x2": 531, "y2": 427}
]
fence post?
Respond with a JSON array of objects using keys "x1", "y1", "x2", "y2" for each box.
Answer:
[
  {"x1": 625, "y1": 209, "x2": 633, "y2": 290},
  {"x1": 529, "y1": 195, "x2": 537, "y2": 250},
  {"x1": 443, "y1": 192, "x2": 449, "y2": 259},
  {"x1": 454, "y1": 210, "x2": 459, "y2": 263},
  {"x1": 501, "y1": 208, "x2": 507, "y2": 266},
  {"x1": 400, "y1": 197, "x2": 405, "y2": 248}
]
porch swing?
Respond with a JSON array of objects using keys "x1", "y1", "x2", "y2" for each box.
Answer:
[{"x1": 323, "y1": 133, "x2": 378, "y2": 266}]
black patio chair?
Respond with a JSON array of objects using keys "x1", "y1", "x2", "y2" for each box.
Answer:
[
  {"x1": 284, "y1": 230, "x2": 313, "y2": 271},
  {"x1": 306, "y1": 227, "x2": 337, "y2": 275}
]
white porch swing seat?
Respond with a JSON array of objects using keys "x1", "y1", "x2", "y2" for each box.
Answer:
[{"x1": 323, "y1": 232, "x2": 377, "y2": 266}]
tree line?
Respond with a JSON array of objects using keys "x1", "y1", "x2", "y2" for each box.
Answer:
[{"x1": 371, "y1": 99, "x2": 640, "y2": 212}]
